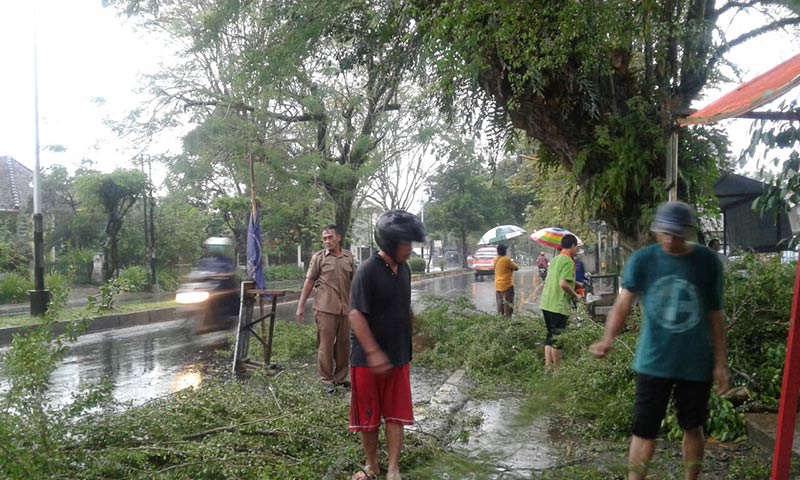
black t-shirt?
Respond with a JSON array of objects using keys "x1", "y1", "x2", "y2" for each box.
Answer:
[{"x1": 349, "y1": 253, "x2": 413, "y2": 368}]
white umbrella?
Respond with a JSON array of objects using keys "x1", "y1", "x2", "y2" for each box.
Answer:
[{"x1": 477, "y1": 225, "x2": 526, "y2": 245}]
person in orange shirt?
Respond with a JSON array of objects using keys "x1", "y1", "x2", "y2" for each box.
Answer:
[{"x1": 493, "y1": 244, "x2": 519, "y2": 317}]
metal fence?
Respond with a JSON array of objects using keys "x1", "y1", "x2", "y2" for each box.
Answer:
[{"x1": 43, "y1": 259, "x2": 93, "y2": 284}]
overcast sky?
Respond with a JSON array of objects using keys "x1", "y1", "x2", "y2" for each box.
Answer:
[{"x1": 0, "y1": 1, "x2": 797, "y2": 183}]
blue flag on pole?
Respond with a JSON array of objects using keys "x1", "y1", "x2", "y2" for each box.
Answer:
[{"x1": 247, "y1": 209, "x2": 265, "y2": 291}]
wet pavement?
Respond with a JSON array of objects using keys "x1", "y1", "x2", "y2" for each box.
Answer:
[
  {"x1": 0, "y1": 268, "x2": 540, "y2": 407},
  {"x1": 458, "y1": 397, "x2": 557, "y2": 477}
]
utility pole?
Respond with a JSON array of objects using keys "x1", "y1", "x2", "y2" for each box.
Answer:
[
  {"x1": 29, "y1": 2, "x2": 49, "y2": 316},
  {"x1": 148, "y1": 158, "x2": 157, "y2": 289},
  {"x1": 141, "y1": 156, "x2": 151, "y2": 288}
]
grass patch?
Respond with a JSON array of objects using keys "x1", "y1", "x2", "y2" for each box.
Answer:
[{"x1": 0, "y1": 300, "x2": 178, "y2": 329}]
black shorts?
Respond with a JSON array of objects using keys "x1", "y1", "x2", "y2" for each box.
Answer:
[
  {"x1": 542, "y1": 310, "x2": 568, "y2": 347},
  {"x1": 632, "y1": 373, "x2": 711, "y2": 440}
]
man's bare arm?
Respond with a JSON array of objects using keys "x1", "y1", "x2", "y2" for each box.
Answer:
[
  {"x1": 589, "y1": 289, "x2": 637, "y2": 358},
  {"x1": 708, "y1": 310, "x2": 731, "y2": 395},
  {"x1": 349, "y1": 308, "x2": 391, "y2": 375}
]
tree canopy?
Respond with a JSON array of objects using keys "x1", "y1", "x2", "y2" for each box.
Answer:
[{"x1": 416, "y1": 0, "x2": 800, "y2": 240}]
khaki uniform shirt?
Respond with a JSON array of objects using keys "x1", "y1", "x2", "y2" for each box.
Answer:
[{"x1": 306, "y1": 248, "x2": 355, "y2": 316}]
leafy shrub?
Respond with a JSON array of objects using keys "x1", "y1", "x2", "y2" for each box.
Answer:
[
  {"x1": 88, "y1": 276, "x2": 136, "y2": 311},
  {"x1": 725, "y1": 255, "x2": 794, "y2": 405},
  {"x1": 116, "y1": 266, "x2": 148, "y2": 292},
  {"x1": 263, "y1": 264, "x2": 305, "y2": 281},
  {"x1": 45, "y1": 271, "x2": 74, "y2": 310},
  {"x1": 1, "y1": 297, "x2": 109, "y2": 479},
  {"x1": 0, "y1": 242, "x2": 29, "y2": 274},
  {"x1": 0, "y1": 272, "x2": 34, "y2": 304},
  {"x1": 408, "y1": 257, "x2": 427, "y2": 273},
  {"x1": 156, "y1": 269, "x2": 181, "y2": 291}
]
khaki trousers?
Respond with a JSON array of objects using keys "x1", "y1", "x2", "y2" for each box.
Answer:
[{"x1": 315, "y1": 311, "x2": 350, "y2": 384}]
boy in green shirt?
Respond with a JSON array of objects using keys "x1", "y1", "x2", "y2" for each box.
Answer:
[{"x1": 540, "y1": 234, "x2": 580, "y2": 369}]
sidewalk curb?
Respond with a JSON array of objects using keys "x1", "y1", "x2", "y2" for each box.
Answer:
[
  {"x1": 412, "y1": 368, "x2": 473, "y2": 438},
  {"x1": 0, "y1": 270, "x2": 471, "y2": 346},
  {"x1": 0, "y1": 307, "x2": 176, "y2": 346},
  {"x1": 744, "y1": 413, "x2": 800, "y2": 462}
]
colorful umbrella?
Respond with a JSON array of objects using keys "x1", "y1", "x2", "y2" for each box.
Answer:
[
  {"x1": 477, "y1": 225, "x2": 526, "y2": 245},
  {"x1": 530, "y1": 227, "x2": 583, "y2": 249}
]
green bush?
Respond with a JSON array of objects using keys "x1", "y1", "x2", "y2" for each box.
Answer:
[
  {"x1": 156, "y1": 269, "x2": 181, "y2": 291},
  {"x1": 0, "y1": 272, "x2": 34, "y2": 304},
  {"x1": 1, "y1": 295, "x2": 107, "y2": 479},
  {"x1": 45, "y1": 271, "x2": 74, "y2": 310},
  {"x1": 0, "y1": 242, "x2": 29, "y2": 274},
  {"x1": 263, "y1": 264, "x2": 305, "y2": 281},
  {"x1": 408, "y1": 257, "x2": 427, "y2": 273},
  {"x1": 725, "y1": 255, "x2": 794, "y2": 405},
  {"x1": 116, "y1": 266, "x2": 148, "y2": 292}
]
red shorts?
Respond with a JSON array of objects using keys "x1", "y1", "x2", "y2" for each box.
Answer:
[{"x1": 349, "y1": 364, "x2": 414, "y2": 432}]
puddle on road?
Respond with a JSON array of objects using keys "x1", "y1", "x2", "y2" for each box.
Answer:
[{"x1": 455, "y1": 396, "x2": 558, "y2": 478}]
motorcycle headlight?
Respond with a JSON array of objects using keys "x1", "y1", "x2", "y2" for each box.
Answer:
[{"x1": 176, "y1": 291, "x2": 210, "y2": 304}]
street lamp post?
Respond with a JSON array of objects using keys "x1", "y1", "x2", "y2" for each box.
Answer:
[{"x1": 29, "y1": 6, "x2": 50, "y2": 316}]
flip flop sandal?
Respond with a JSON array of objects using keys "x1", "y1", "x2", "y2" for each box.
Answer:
[{"x1": 351, "y1": 468, "x2": 378, "y2": 480}]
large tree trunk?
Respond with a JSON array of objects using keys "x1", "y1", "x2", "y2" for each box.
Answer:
[
  {"x1": 332, "y1": 189, "x2": 356, "y2": 250},
  {"x1": 103, "y1": 218, "x2": 123, "y2": 282}
]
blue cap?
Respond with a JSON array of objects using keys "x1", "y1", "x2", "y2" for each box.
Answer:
[{"x1": 650, "y1": 202, "x2": 696, "y2": 239}]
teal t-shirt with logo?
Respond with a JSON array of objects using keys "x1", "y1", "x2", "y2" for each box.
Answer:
[{"x1": 623, "y1": 244, "x2": 723, "y2": 382}]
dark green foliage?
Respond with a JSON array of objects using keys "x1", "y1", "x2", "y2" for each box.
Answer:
[
  {"x1": 414, "y1": 1, "x2": 796, "y2": 240},
  {"x1": 0, "y1": 242, "x2": 29, "y2": 274},
  {"x1": 425, "y1": 141, "x2": 511, "y2": 265},
  {"x1": 725, "y1": 255, "x2": 795, "y2": 405},
  {"x1": 408, "y1": 257, "x2": 426, "y2": 273},
  {"x1": 0, "y1": 285, "x2": 111, "y2": 480},
  {"x1": 156, "y1": 268, "x2": 181, "y2": 291}
]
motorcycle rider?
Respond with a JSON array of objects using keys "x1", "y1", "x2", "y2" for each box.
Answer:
[
  {"x1": 536, "y1": 252, "x2": 549, "y2": 280},
  {"x1": 199, "y1": 237, "x2": 236, "y2": 276}
]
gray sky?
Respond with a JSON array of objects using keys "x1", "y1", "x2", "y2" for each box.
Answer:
[{"x1": 0, "y1": 1, "x2": 797, "y2": 181}]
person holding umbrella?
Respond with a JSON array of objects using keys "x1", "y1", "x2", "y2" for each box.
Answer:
[
  {"x1": 493, "y1": 244, "x2": 518, "y2": 317},
  {"x1": 540, "y1": 234, "x2": 581, "y2": 369}
]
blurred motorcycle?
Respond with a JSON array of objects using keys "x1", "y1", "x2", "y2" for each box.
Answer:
[
  {"x1": 538, "y1": 267, "x2": 548, "y2": 281},
  {"x1": 176, "y1": 238, "x2": 239, "y2": 333}
]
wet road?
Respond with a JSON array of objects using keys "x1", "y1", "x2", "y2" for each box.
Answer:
[{"x1": 0, "y1": 267, "x2": 541, "y2": 406}]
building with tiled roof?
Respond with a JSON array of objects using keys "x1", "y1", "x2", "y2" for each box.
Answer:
[{"x1": 0, "y1": 156, "x2": 33, "y2": 215}]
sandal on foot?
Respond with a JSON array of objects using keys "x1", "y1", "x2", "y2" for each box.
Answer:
[{"x1": 351, "y1": 467, "x2": 378, "y2": 480}]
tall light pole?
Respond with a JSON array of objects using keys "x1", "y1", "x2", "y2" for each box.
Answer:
[{"x1": 29, "y1": 0, "x2": 50, "y2": 315}]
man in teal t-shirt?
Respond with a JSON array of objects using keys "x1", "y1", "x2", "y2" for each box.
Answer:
[
  {"x1": 540, "y1": 234, "x2": 580, "y2": 369},
  {"x1": 589, "y1": 202, "x2": 730, "y2": 480}
]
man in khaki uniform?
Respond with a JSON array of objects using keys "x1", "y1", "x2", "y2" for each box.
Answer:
[{"x1": 296, "y1": 225, "x2": 355, "y2": 394}]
